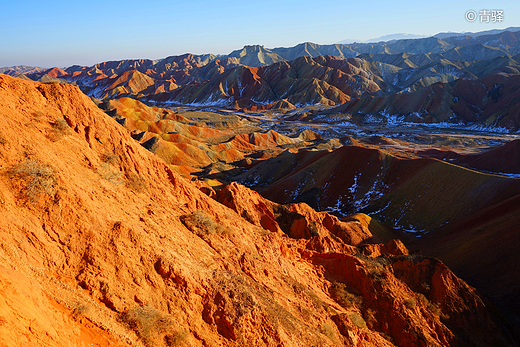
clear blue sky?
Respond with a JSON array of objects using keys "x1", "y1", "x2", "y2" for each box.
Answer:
[{"x1": 1, "y1": 0, "x2": 519, "y2": 68}]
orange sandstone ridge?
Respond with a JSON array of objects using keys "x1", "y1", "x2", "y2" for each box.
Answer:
[{"x1": 0, "y1": 74, "x2": 515, "y2": 346}]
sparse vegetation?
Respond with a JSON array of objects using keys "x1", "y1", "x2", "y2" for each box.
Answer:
[
  {"x1": 165, "y1": 330, "x2": 188, "y2": 347},
  {"x1": 8, "y1": 160, "x2": 58, "y2": 204},
  {"x1": 48, "y1": 118, "x2": 71, "y2": 141},
  {"x1": 357, "y1": 254, "x2": 388, "y2": 283},
  {"x1": 126, "y1": 172, "x2": 147, "y2": 192},
  {"x1": 318, "y1": 323, "x2": 336, "y2": 341},
  {"x1": 404, "y1": 298, "x2": 417, "y2": 309},
  {"x1": 53, "y1": 118, "x2": 69, "y2": 131},
  {"x1": 97, "y1": 151, "x2": 123, "y2": 184},
  {"x1": 120, "y1": 305, "x2": 184, "y2": 347},
  {"x1": 0, "y1": 132, "x2": 6, "y2": 145},
  {"x1": 102, "y1": 151, "x2": 120, "y2": 165},
  {"x1": 417, "y1": 293, "x2": 449, "y2": 320},
  {"x1": 98, "y1": 163, "x2": 123, "y2": 184},
  {"x1": 72, "y1": 302, "x2": 90, "y2": 319},
  {"x1": 348, "y1": 312, "x2": 367, "y2": 329},
  {"x1": 285, "y1": 276, "x2": 327, "y2": 309},
  {"x1": 329, "y1": 282, "x2": 363, "y2": 309},
  {"x1": 32, "y1": 111, "x2": 44, "y2": 119},
  {"x1": 180, "y1": 210, "x2": 227, "y2": 236}
]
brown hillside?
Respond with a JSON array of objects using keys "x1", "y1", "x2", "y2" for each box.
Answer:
[{"x1": 454, "y1": 139, "x2": 520, "y2": 174}]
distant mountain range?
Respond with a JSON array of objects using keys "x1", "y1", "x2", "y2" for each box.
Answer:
[
  {"x1": 337, "y1": 27, "x2": 520, "y2": 44},
  {"x1": 3, "y1": 28, "x2": 520, "y2": 131},
  {"x1": 0, "y1": 65, "x2": 45, "y2": 75},
  {"x1": 337, "y1": 33, "x2": 427, "y2": 44},
  {"x1": 433, "y1": 26, "x2": 520, "y2": 39}
]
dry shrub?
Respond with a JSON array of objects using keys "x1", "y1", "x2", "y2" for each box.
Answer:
[
  {"x1": 8, "y1": 160, "x2": 58, "y2": 204},
  {"x1": 102, "y1": 151, "x2": 120, "y2": 165},
  {"x1": 285, "y1": 276, "x2": 327, "y2": 310},
  {"x1": 318, "y1": 323, "x2": 336, "y2": 341},
  {"x1": 97, "y1": 151, "x2": 124, "y2": 184},
  {"x1": 32, "y1": 111, "x2": 44, "y2": 119},
  {"x1": 98, "y1": 163, "x2": 122, "y2": 184},
  {"x1": 356, "y1": 254, "x2": 388, "y2": 283},
  {"x1": 0, "y1": 132, "x2": 6, "y2": 145},
  {"x1": 348, "y1": 312, "x2": 367, "y2": 329},
  {"x1": 48, "y1": 118, "x2": 71, "y2": 141},
  {"x1": 417, "y1": 293, "x2": 449, "y2": 320},
  {"x1": 180, "y1": 210, "x2": 227, "y2": 236},
  {"x1": 329, "y1": 282, "x2": 363, "y2": 309},
  {"x1": 126, "y1": 172, "x2": 147, "y2": 192},
  {"x1": 120, "y1": 305, "x2": 185, "y2": 347},
  {"x1": 367, "y1": 264, "x2": 385, "y2": 280},
  {"x1": 72, "y1": 302, "x2": 90, "y2": 319},
  {"x1": 404, "y1": 298, "x2": 417, "y2": 309},
  {"x1": 165, "y1": 330, "x2": 188, "y2": 347}
]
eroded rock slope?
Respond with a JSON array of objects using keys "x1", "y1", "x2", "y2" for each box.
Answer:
[{"x1": 0, "y1": 74, "x2": 515, "y2": 346}]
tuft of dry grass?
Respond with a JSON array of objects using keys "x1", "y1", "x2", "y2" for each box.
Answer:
[
  {"x1": 48, "y1": 118, "x2": 71, "y2": 141},
  {"x1": 404, "y1": 298, "x2": 417, "y2": 310},
  {"x1": 0, "y1": 132, "x2": 6, "y2": 145},
  {"x1": 97, "y1": 151, "x2": 124, "y2": 184},
  {"x1": 98, "y1": 163, "x2": 122, "y2": 184},
  {"x1": 329, "y1": 282, "x2": 363, "y2": 309},
  {"x1": 72, "y1": 302, "x2": 90, "y2": 319},
  {"x1": 318, "y1": 323, "x2": 336, "y2": 341},
  {"x1": 120, "y1": 305, "x2": 186, "y2": 347},
  {"x1": 348, "y1": 312, "x2": 367, "y2": 329},
  {"x1": 165, "y1": 330, "x2": 188, "y2": 347},
  {"x1": 32, "y1": 111, "x2": 44, "y2": 119},
  {"x1": 417, "y1": 293, "x2": 449, "y2": 320},
  {"x1": 8, "y1": 160, "x2": 58, "y2": 204},
  {"x1": 101, "y1": 151, "x2": 120, "y2": 165},
  {"x1": 180, "y1": 210, "x2": 228, "y2": 236},
  {"x1": 125, "y1": 172, "x2": 147, "y2": 192}
]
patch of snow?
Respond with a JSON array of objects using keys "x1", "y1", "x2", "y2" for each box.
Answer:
[{"x1": 322, "y1": 195, "x2": 347, "y2": 215}]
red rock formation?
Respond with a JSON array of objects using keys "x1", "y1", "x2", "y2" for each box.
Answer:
[
  {"x1": 0, "y1": 73, "x2": 515, "y2": 346},
  {"x1": 44, "y1": 67, "x2": 68, "y2": 78}
]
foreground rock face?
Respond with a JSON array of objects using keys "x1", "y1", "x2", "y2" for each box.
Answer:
[{"x1": 0, "y1": 73, "x2": 515, "y2": 346}]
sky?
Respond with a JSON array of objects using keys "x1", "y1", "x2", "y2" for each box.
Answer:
[{"x1": 1, "y1": 0, "x2": 519, "y2": 68}]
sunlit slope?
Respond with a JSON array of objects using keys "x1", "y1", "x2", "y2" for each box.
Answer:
[{"x1": 102, "y1": 97, "x2": 324, "y2": 176}]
